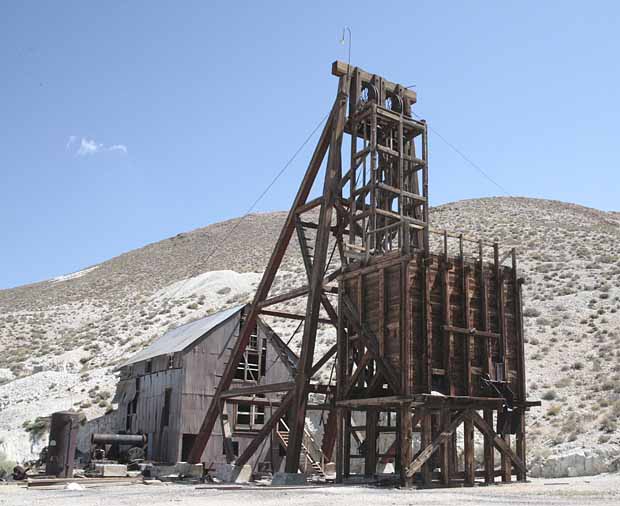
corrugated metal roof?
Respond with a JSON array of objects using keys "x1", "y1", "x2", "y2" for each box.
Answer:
[{"x1": 121, "y1": 304, "x2": 244, "y2": 367}]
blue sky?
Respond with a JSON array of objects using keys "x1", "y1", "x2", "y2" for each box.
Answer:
[{"x1": 1, "y1": 1, "x2": 619, "y2": 289}]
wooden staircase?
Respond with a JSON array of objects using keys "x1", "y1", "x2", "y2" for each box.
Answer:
[{"x1": 276, "y1": 419, "x2": 326, "y2": 478}]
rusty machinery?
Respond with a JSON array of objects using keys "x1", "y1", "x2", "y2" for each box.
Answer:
[
  {"x1": 188, "y1": 61, "x2": 539, "y2": 487},
  {"x1": 90, "y1": 433, "x2": 147, "y2": 463}
]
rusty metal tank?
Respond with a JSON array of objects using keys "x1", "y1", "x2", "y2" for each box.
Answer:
[{"x1": 45, "y1": 411, "x2": 80, "y2": 477}]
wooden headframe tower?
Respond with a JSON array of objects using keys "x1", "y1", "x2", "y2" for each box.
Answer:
[{"x1": 188, "y1": 61, "x2": 538, "y2": 487}]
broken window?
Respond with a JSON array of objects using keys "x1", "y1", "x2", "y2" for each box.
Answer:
[
  {"x1": 126, "y1": 377, "x2": 140, "y2": 431},
  {"x1": 222, "y1": 441, "x2": 239, "y2": 456},
  {"x1": 234, "y1": 324, "x2": 267, "y2": 381},
  {"x1": 234, "y1": 402, "x2": 265, "y2": 430}
]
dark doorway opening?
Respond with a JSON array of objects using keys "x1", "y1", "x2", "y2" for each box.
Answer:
[{"x1": 181, "y1": 434, "x2": 197, "y2": 462}]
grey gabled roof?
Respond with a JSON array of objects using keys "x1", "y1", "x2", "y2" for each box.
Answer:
[{"x1": 120, "y1": 304, "x2": 244, "y2": 368}]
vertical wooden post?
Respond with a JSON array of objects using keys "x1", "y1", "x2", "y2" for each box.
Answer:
[
  {"x1": 496, "y1": 243, "x2": 510, "y2": 483},
  {"x1": 494, "y1": 242, "x2": 506, "y2": 373},
  {"x1": 513, "y1": 249, "x2": 527, "y2": 482},
  {"x1": 501, "y1": 434, "x2": 512, "y2": 482},
  {"x1": 516, "y1": 411, "x2": 526, "y2": 482},
  {"x1": 421, "y1": 411, "x2": 432, "y2": 485},
  {"x1": 365, "y1": 408, "x2": 378, "y2": 476},
  {"x1": 336, "y1": 283, "x2": 347, "y2": 483},
  {"x1": 399, "y1": 403, "x2": 413, "y2": 487},
  {"x1": 464, "y1": 414, "x2": 475, "y2": 486},
  {"x1": 348, "y1": 68, "x2": 361, "y2": 248},
  {"x1": 450, "y1": 431, "x2": 458, "y2": 478},
  {"x1": 399, "y1": 259, "x2": 414, "y2": 487},
  {"x1": 442, "y1": 233, "x2": 455, "y2": 396},
  {"x1": 439, "y1": 408, "x2": 450, "y2": 485},
  {"x1": 343, "y1": 409, "x2": 351, "y2": 478},
  {"x1": 369, "y1": 102, "x2": 377, "y2": 251},
  {"x1": 421, "y1": 122, "x2": 430, "y2": 253},
  {"x1": 461, "y1": 235, "x2": 472, "y2": 396},
  {"x1": 483, "y1": 409, "x2": 495, "y2": 484},
  {"x1": 322, "y1": 410, "x2": 337, "y2": 462},
  {"x1": 336, "y1": 408, "x2": 344, "y2": 483},
  {"x1": 423, "y1": 257, "x2": 433, "y2": 393},
  {"x1": 480, "y1": 240, "x2": 494, "y2": 484}
]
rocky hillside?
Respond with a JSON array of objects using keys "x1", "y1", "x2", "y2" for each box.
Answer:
[{"x1": 1, "y1": 197, "x2": 620, "y2": 477}]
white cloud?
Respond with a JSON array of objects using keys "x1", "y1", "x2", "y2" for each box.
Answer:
[
  {"x1": 76, "y1": 138, "x2": 102, "y2": 156},
  {"x1": 66, "y1": 135, "x2": 77, "y2": 150},
  {"x1": 68, "y1": 137, "x2": 128, "y2": 157},
  {"x1": 108, "y1": 144, "x2": 128, "y2": 154}
]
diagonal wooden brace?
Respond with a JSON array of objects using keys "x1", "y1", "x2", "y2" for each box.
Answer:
[
  {"x1": 469, "y1": 410, "x2": 527, "y2": 476},
  {"x1": 234, "y1": 388, "x2": 295, "y2": 467},
  {"x1": 406, "y1": 410, "x2": 470, "y2": 478},
  {"x1": 341, "y1": 294, "x2": 400, "y2": 393}
]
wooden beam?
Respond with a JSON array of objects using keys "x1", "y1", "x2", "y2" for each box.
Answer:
[
  {"x1": 423, "y1": 258, "x2": 433, "y2": 392},
  {"x1": 259, "y1": 309, "x2": 331, "y2": 325},
  {"x1": 335, "y1": 396, "x2": 413, "y2": 408},
  {"x1": 442, "y1": 325, "x2": 500, "y2": 340},
  {"x1": 399, "y1": 403, "x2": 413, "y2": 487},
  {"x1": 342, "y1": 351, "x2": 371, "y2": 399},
  {"x1": 331, "y1": 60, "x2": 417, "y2": 103},
  {"x1": 464, "y1": 416, "x2": 475, "y2": 486},
  {"x1": 441, "y1": 258, "x2": 455, "y2": 396},
  {"x1": 439, "y1": 409, "x2": 450, "y2": 486},
  {"x1": 406, "y1": 410, "x2": 469, "y2": 478},
  {"x1": 483, "y1": 409, "x2": 495, "y2": 484},
  {"x1": 309, "y1": 343, "x2": 337, "y2": 377},
  {"x1": 322, "y1": 409, "x2": 338, "y2": 462},
  {"x1": 295, "y1": 196, "x2": 323, "y2": 214},
  {"x1": 220, "y1": 381, "x2": 295, "y2": 398},
  {"x1": 365, "y1": 408, "x2": 378, "y2": 476},
  {"x1": 469, "y1": 411, "x2": 526, "y2": 477},
  {"x1": 420, "y1": 411, "x2": 432, "y2": 484}
]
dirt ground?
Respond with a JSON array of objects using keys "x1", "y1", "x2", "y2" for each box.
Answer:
[{"x1": 1, "y1": 474, "x2": 619, "y2": 506}]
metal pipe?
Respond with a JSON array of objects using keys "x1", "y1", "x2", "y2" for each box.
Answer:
[{"x1": 91, "y1": 433, "x2": 147, "y2": 445}]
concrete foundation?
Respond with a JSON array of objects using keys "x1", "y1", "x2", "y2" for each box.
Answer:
[
  {"x1": 94, "y1": 463, "x2": 128, "y2": 477},
  {"x1": 271, "y1": 472, "x2": 307, "y2": 486},
  {"x1": 175, "y1": 462, "x2": 203, "y2": 478},
  {"x1": 323, "y1": 462, "x2": 336, "y2": 477},
  {"x1": 215, "y1": 463, "x2": 252, "y2": 483}
]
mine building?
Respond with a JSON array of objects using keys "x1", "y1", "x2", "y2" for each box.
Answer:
[{"x1": 108, "y1": 304, "x2": 297, "y2": 468}]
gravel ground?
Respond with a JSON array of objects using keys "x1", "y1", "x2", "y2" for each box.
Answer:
[{"x1": 1, "y1": 474, "x2": 620, "y2": 506}]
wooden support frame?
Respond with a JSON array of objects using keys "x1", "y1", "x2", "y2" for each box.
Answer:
[{"x1": 188, "y1": 61, "x2": 535, "y2": 488}]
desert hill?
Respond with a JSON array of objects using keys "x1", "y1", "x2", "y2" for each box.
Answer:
[{"x1": 1, "y1": 197, "x2": 619, "y2": 477}]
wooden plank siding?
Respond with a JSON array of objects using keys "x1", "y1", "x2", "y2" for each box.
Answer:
[{"x1": 340, "y1": 252, "x2": 522, "y2": 400}]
